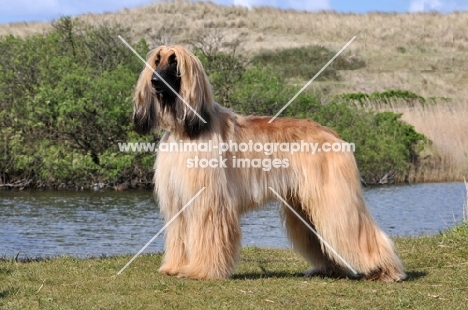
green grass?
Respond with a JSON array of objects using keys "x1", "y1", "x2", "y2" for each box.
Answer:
[{"x1": 1, "y1": 224, "x2": 467, "y2": 309}]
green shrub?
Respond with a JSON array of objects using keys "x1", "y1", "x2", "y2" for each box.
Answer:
[
  {"x1": 0, "y1": 17, "x2": 150, "y2": 187},
  {"x1": 371, "y1": 90, "x2": 425, "y2": 104},
  {"x1": 312, "y1": 101, "x2": 427, "y2": 183},
  {"x1": 337, "y1": 90, "x2": 426, "y2": 106},
  {"x1": 195, "y1": 50, "x2": 247, "y2": 107},
  {"x1": 229, "y1": 66, "x2": 292, "y2": 115},
  {"x1": 251, "y1": 45, "x2": 365, "y2": 81}
]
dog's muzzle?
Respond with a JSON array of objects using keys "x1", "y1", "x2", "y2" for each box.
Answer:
[{"x1": 151, "y1": 72, "x2": 163, "y2": 93}]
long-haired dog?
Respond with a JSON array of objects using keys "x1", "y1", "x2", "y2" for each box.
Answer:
[{"x1": 133, "y1": 45, "x2": 406, "y2": 281}]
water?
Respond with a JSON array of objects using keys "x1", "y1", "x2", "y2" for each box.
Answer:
[{"x1": 0, "y1": 182, "x2": 465, "y2": 258}]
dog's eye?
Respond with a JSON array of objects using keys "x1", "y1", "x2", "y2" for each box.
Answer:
[
  {"x1": 155, "y1": 59, "x2": 160, "y2": 66},
  {"x1": 168, "y1": 54, "x2": 177, "y2": 65}
]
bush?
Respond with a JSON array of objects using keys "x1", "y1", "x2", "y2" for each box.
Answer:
[
  {"x1": 0, "y1": 17, "x2": 152, "y2": 188},
  {"x1": 195, "y1": 50, "x2": 247, "y2": 108},
  {"x1": 229, "y1": 66, "x2": 291, "y2": 115},
  {"x1": 313, "y1": 101, "x2": 427, "y2": 183},
  {"x1": 338, "y1": 90, "x2": 426, "y2": 106},
  {"x1": 251, "y1": 45, "x2": 365, "y2": 81}
]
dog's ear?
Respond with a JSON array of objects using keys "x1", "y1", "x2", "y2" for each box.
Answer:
[
  {"x1": 175, "y1": 47, "x2": 213, "y2": 138},
  {"x1": 182, "y1": 98, "x2": 211, "y2": 139},
  {"x1": 132, "y1": 49, "x2": 160, "y2": 135}
]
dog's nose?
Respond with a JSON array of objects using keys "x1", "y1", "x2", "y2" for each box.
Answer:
[{"x1": 151, "y1": 72, "x2": 161, "y2": 87}]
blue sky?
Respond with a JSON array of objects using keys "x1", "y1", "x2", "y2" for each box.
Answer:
[{"x1": 1, "y1": 0, "x2": 468, "y2": 24}]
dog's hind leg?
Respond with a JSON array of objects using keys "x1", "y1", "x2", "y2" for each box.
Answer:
[
  {"x1": 281, "y1": 199, "x2": 350, "y2": 279},
  {"x1": 296, "y1": 151, "x2": 407, "y2": 282}
]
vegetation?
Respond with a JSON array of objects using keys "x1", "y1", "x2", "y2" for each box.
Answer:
[
  {"x1": 0, "y1": 2, "x2": 465, "y2": 183},
  {"x1": 1, "y1": 223, "x2": 467, "y2": 309},
  {"x1": 312, "y1": 106, "x2": 427, "y2": 184},
  {"x1": 0, "y1": 18, "x2": 156, "y2": 189},
  {"x1": 251, "y1": 45, "x2": 365, "y2": 81},
  {"x1": 0, "y1": 16, "x2": 441, "y2": 188},
  {"x1": 1, "y1": 2, "x2": 468, "y2": 102},
  {"x1": 338, "y1": 90, "x2": 426, "y2": 106}
]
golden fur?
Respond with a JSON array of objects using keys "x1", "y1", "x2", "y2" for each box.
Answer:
[{"x1": 133, "y1": 45, "x2": 407, "y2": 281}]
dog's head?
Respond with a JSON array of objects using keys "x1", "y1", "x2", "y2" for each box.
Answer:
[{"x1": 133, "y1": 45, "x2": 213, "y2": 138}]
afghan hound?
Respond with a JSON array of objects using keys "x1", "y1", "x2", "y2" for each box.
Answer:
[{"x1": 132, "y1": 45, "x2": 406, "y2": 282}]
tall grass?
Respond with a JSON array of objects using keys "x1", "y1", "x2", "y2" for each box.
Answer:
[
  {"x1": 398, "y1": 100, "x2": 468, "y2": 182},
  {"x1": 361, "y1": 98, "x2": 468, "y2": 182}
]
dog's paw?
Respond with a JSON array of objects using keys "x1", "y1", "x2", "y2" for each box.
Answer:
[
  {"x1": 176, "y1": 267, "x2": 203, "y2": 280},
  {"x1": 159, "y1": 264, "x2": 181, "y2": 276},
  {"x1": 364, "y1": 267, "x2": 407, "y2": 282}
]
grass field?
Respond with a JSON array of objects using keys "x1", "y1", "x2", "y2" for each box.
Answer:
[{"x1": 1, "y1": 223, "x2": 468, "y2": 309}]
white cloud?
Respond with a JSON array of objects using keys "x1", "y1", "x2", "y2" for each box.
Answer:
[
  {"x1": 233, "y1": 0, "x2": 252, "y2": 9},
  {"x1": 233, "y1": 0, "x2": 331, "y2": 11},
  {"x1": 409, "y1": 0, "x2": 442, "y2": 12},
  {"x1": 409, "y1": 0, "x2": 468, "y2": 12},
  {"x1": 287, "y1": 0, "x2": 331, "y2": 11}
]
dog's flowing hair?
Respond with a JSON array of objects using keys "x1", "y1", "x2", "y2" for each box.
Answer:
[{"x1": 133, "y1": 45, "x2": 406, "y2": 281}]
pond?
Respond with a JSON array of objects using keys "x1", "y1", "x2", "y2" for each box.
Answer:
[{"x1": 0, "y1": 182, "x2": 465, "y2": 258}]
